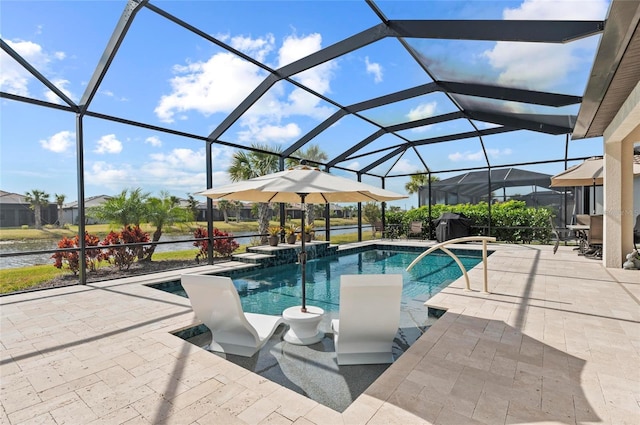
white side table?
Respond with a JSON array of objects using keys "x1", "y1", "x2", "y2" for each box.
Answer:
[{"x1": 282, "y1": 305, "x2": 324, "y2": 345}]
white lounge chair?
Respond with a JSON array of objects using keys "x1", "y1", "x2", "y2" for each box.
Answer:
[
  {"x1": 331, "y1": 274, "x2": 403, "y2": 365},
  {"x1": 181, "y1": 274, "x2": 284, "y2": 357}
]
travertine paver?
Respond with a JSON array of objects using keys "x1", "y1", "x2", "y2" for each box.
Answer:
[{"x1": 1, "y1": 242, "x2": 639, "y2": 424}]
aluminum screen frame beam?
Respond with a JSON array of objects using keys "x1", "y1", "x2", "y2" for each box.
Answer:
[
  {"x1": 1, "y1": 39, "x2": 78, "y2": 109},
  {"x1": 439, "y1": 81, "x2": 582, "y2": 107},
  {"x1": 389, "y1": 20, "x2": 604, "y2": 43},
  {"x1": 464, "y1": 111, "x2": 576, "y2": 135},
  {"x1": 327, "y1": 112, "x2": 466, "y2": 167},
  {"x1": 79, "y1": 0, "x2": 148, "y2": 113}
]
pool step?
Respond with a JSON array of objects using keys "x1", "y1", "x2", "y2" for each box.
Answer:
[
  {"x1": 232, "y1": 252, "x2": 276, "y2": 265},
  {"x1": 231, "y1": 241, "x2": 339, "y2": 269}
]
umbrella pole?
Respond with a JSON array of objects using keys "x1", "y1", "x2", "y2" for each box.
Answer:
[
  {"x1": 299, "y1": 193, "x2": 308, "y2": 313},
  {"x1": 592, "y1": 180, "x2": 596, "y2": 214}
]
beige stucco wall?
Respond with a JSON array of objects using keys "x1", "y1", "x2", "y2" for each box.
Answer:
[{"x1": 602, "y1": 81, "x2": 640, "y2": 268}]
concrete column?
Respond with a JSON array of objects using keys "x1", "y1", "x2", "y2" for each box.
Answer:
[
  {"x1": 603, "y1": 140, "x2": 633, "y2": 267},
  {"x1": 602, "y1": 81, "x2": 640, "y2": 268}
]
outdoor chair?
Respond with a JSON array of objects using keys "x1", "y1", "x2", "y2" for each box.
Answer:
[
  {"x1": 576, "y1": 214, "x2": 590, "y2": 226},
  {"x1": 331, "y1": 274, "x2": 402, "y2": 365},
  {"x1": 181, "y1": 274, "x2": 284, "y2": 357},
  {"x1": 586, "y1": 215, "x2": 603, "y2": 259},
  {"x1": 407, "y1": 221, "x2": 423, "y2": 239},
  {"x1": 549, "y1": 216, "x2": 562, "y2": 254},
  {"x1": 549, "y1": 216, "x2": 577, "y2": 254},
  {"x1": 373, "y1": 220, "x2": 384, "y2": 238}
]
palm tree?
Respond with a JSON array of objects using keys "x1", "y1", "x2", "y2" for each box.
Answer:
[
  {"x1": 143, "y1": 191, "x2": 190, "y2": 261},
  {"x1": 24, "y1": 189, "x2": 50, "y2": 229},
  {"x1": 405, "y1": 172, "x2": 439, "y2": 195},
  {"x1": 88, "y1": 188, "x2": 149, "y2": 227},
  {"x1": 229, "y1": 200, "x2": 243, "y2": 222},
  {"x1": 228, "y1": 144, "x2": 281, "y2": 243},
  {"x1": 54, "y1": 193, "x2": 66, "y2": 226},
  {"x1": 286, "y1": 143, "x2": 329, "y2": 225},
  {"x1": 218, "y1": 199, "x2": 231, "y2": 223},
  {"x1": 186, "y1": 194, "x2": 200, "y2": 221}
]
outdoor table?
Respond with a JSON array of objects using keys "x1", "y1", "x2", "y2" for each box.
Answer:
[
  {"x1": 282, "y1": 305, "x2": 324, "y2": 345},
  {"x1": 567, "y1": 224, "x2": 590, "y2": 254}
]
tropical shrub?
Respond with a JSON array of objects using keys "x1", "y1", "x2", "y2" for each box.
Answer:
[
  {"x1": 193, "y1": 227, "x2": 240, "y2": 262},
  {"x1": 383, "y1": 201, "x2": 553, "y2": 244},
  {"x1": 52, "y1": 232, "x2": 103, "y2": 275},
  {"x1": 101, "y1": 225, "x2": 151, "y2": 270}
]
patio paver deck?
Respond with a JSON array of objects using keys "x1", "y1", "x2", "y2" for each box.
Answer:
[{"x1": 1, "y1": 242, "x2": 639, "y2": 424}]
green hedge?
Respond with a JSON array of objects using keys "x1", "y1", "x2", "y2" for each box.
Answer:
[{"x1": 385, "y1": 200, "x2": 554, "y2": 244}]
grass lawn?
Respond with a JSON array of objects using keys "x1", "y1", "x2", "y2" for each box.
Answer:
[{"x1": 0, "y1": 218, "x2": 360, "y2": 241}]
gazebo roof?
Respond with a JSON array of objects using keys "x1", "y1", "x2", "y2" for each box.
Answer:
[{"x1": 430, "y1": 168, "x2": 553, "y2": 198}]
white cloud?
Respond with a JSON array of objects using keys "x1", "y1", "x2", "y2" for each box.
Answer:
[
  {"x1": 39, "y1": 130, "x2": 75, "y2": 153},
  {"x1": 278, "y1": 33, "x2": 322, "y2": 67},
  {"x1": 145, "y1": 136, "x2": 162, "y2": 147},
  {"x1": 0, "y1": 40, "x2": 46, "y2": 96},
  {"x1": 155, "y1": 52, "x2": 264, "y2": 123},
  {"x1": 408, "y1": 101, "x2": 437, "y2": 121},
  {"x1": 148, "y1": 148, "x2": 206, "y2": 172},
  {"x1": 448, "y1": 148, "x2": 512, "y2": 162},
  {"x1": 229, "y1": 33, "x2": 275, "y2": 62},
  {"x1": 0, "y1": 39, "x2": 69, "y2": 98},
  {"x1": 408, "y1": 102, "x2": 439, "y2": 133},
  {"x1": 483, "y1": 0, "x2": 608, "y2": 90},
  {"x1": 503, "y1": 0, "x2": 607, "y2": 20},
  {"x1": 143, "y1": 147, "x2": 229, "y2": 193},
  {"x1": 85, "y1": 162, "x2": 134, "y2": 191},
  {"x1": 276, "y1": 33, "x2": 336, "y2": 119},
  {"x1": 156, "y1": 32, "x2": 336, "y2": 142},
  {"x1": 344, "y1": 161, "x2": 361, "y2": 171},
  {"x1": 44, "y1": 78, "x2": 74, "y2": 104},
  {"x1": 237, "y1": 122, "x2": 301, "y2": 143},
  {"x1": 94, "y1": 134, "x2": 123, "y2": 154},
  {"x1": 84, "y1": 145, "x2": 236, "y2": 195},
  {"x1": 390, "y1": 158, "x2": 416, "y2": 173},
  {"x1": 365, "y1": 56, "x2": 383, "y2": 83}
]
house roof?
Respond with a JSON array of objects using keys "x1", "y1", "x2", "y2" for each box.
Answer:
[
  {"x1": 0, "y1": 190, "x2": 27, "y2": 204},
  {"x1": 63, "y1": 195, "x2": 112, "y2": 208},
  {"x1": 572, "y1": 1, "x2": 640, "y2": 139}
]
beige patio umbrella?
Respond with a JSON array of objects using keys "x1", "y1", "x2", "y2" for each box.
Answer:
[
  {"x1": 198, "y1": 164, "x2": 408, "y2": 312},
  {"x1": 550, "y1": 156, "x2": 640, "y2": 187},
  {"x1": 550, "y1": 156, "x2": 640, "y2": 214}
]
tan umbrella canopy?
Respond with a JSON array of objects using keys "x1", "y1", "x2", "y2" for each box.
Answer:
[
  {"x1": 199, "y1": 164, "x2": 408, "y2": 312},
  {"x1": 550, "y1": 156, "x2": 640, "y2": 187},
  {"x1": 199, "y1": 164, "x2": 408, "y2": 203}
]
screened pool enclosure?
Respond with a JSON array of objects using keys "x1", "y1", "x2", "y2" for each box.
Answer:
[{"x1": 3, "y1": 0, "x2": 626, "y2": 284}]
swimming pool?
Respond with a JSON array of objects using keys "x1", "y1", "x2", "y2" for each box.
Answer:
[
  {"x1": 159, "y1": 248, "x2": 486, "y2": 314},
  {"x1": 156, "y1": 247, "x2": 487, "y2": 412}
]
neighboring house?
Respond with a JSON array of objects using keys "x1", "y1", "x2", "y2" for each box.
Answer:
[
  {"x1": 209, "y1": 201, "x2": 261, "y2": 222},
  {"x1": 61, "y1": 195, "x2": 113, "y2": 225},
  {"x1": 285, "y1": 203, "x2": 344, "y2": 220},
  {"x1": 0, "y1": 190, "x2": 58, "y2": 228}
]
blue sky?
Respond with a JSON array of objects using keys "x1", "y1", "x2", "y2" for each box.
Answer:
[{"x1": 0, "y1": 0, "x2": 609, "y2": 208}]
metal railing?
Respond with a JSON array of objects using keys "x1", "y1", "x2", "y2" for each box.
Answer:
[{"x1": 406, "y1": 236, "x2": 496, "y2": 293}]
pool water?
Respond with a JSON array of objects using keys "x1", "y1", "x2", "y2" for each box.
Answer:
[{"x1": 168, "y1": 249, "x2": 485, "y2": 314}]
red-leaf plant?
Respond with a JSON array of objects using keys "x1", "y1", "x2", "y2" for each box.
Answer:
[
  {"x1": 193, "y1": 227, "x2": 240, "y2": 263},
  {"x1": 101, "y1": 225, "x2": 151, "y2": 270},
  {"x1": 52, "y1": 232, "x2": 103, "y2": 275}
]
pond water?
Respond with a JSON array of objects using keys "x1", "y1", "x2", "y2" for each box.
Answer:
[{"x1": 0, "y1": 225, "x2": 372, "y2": 269}]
